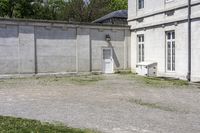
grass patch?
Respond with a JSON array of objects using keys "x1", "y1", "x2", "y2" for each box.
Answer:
[
  {"x1": 0, "y1": 75, "x2": 104, "y2": 86},
  {"x1": 123, "y1": 74, "x2": 189, "y2": 87},
  {"x1": 129, "y1": 99, "x2": 177, "y2": 112},
  {"x1": 0, "y1": 116, "x2": 98, "y2": 133},
  {"x1": 142, "y1": 77, "x2": 188, "y2": 86},
  {"x1": 68, "y1": 75, "x2": 104, "y2": 85},
  {"x1": 35, "y1": 75, "x2": 104, "y2": 85},
  {"x1": 115, "y1": 70, "x2": 132, "y2": 75}
]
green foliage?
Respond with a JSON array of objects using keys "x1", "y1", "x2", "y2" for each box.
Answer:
[
  {"x1": 109, "y1": 0, "x2": 128, "y2": 11},
  {"x1": 0, "y1": 0, "x2": 128, "y2": 22},
  {"x1": 0, "y1": 116, "x2": 98, "y2": 133},
  {"x1": 85, "y1": 0, "x2": 112, "y2": 22},
  {"x1": 14, "y1": 0, "x2": 34, "y2": 18},
  {"x1": 0, "y1": 0, "x2": 8, "y2": 17},
  {"x1": 63, "y1": 0, "x2": 87, "y2": 22},
  {"x1": 31, "y1": 2, "x2": 52, "y2": 19}
]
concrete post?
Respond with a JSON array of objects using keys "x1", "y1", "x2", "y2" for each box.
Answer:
[
  {"x1": 77, "y1": 28, "x2": 91, "y2": 72},
  {"x1": 18, "y1": 26, "x2": 35, "y2": 74}
]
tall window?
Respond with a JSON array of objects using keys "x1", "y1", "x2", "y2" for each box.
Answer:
[
  {"x1": 138, "y1": 0, "x2": 144, "y2": 9},
  {"x1": 166, "y1": 31, "x2": 175, "y2": 71},
  {"x1": 138, "y1": 35, "x2": 144, "y2": 62}
]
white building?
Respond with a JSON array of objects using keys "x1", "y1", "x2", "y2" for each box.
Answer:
[{"x1": 128, "y1": 0, "x2": 200, "y2": 81}]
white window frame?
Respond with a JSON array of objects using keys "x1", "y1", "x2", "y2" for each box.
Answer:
[
  {"x1": 166, "y1": 31, "x2": 175, "y2": 72},
  {"x1": 137, "y1": 35, "x2": 144, "y2": 63}
]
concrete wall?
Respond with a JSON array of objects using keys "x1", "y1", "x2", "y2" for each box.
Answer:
[
  {"x1": 0, "y1": 19, "x2": 131, "y2": 76},
  {"x1": 35, "y1": 27, "x2": 77, "y2": 73},
  {"x1": 128, "y1": 0, "x2": 200, "y2": 81},
  {"x1": 0, "y1": 25, "x2": 19, "y2": 74}
]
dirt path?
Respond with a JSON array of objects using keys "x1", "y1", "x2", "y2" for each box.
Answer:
[{"x1": 0, "y1": 74, "x2": 200, "y2": 133}]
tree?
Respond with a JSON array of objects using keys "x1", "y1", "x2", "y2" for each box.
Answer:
[
  {"x1": 31, "y1": 1, "x2": 53, "y2": 20},
  {"x1": 109, "y1": 0, "x2": 128, "y2": 11},
  {"x1": 0, "y1": 0, "x2": 128, "y2": 22},
  {"x1": 0, "y1": 0, "x2": 34, "y2": 18},
  {"x1": 86, "y1": 0, "x2": 111, "y2": 22},
  {"x1": 48, "y1": 0, "x2": 66, "y2": 20},
  {"x1": 63, "y1": 0, "x2": 87, "y2": 22},
  {"x1": 14, "y1": 0, "x2": 34, "y2": 18},
  {"x1": 0, "y1": 0, "x2": 17, "y2": 18},
  {"x1": 0, "y1": 0, "x2": 9, "y2": 17}
]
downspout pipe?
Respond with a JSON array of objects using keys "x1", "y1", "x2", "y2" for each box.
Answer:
[{"x1": 187, "y1": 0, "x2": 191, "y2": 81}]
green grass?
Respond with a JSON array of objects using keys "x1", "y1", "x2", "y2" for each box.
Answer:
[
  {"x1": 35, "y1": 75, "x2": 104, "y2": 85},
  {"x1": 129, "y1": 99, "x2": 177, "y2": 112},
  {"x1": 115, "y1": 70, "x2": 132, "y2": 75},
  {"x1": 68, "y1": 75, "x2": 104, "y2": 85},
  {"x1": 121, "y1": 73, "x2": 189, "y2": 87},
  {"x1": 142, "y1": 76, "x2": 188, "y2": 86},
  {"x1": 0, "y1": 116, "x2": 98, "y2": 133},
  {"x1": 0, "y1": 75, "x2": 104, "y2": 86}
]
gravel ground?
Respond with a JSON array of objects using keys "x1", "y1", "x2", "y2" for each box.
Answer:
[{"x1": 0, "y1": 74, "x2": 200, "y2": 133}]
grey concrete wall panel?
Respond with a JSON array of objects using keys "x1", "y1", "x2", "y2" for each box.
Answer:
[
  {"x1": 0, "y1": 25, "x2": 19, "y2": 74},
  {"x1": 77, "y1": 28, "x2": 90, "y2": 72},
  {"x1": 18, "y1": 26, "x2": 35, "y2": 74},
  {"x1": 35, "y1": 27, "x2": 77, "y2": 73}
]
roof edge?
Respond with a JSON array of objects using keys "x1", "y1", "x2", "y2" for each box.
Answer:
[{"x1": 0, "y1": 17, "x2": 130, "y2": 28}]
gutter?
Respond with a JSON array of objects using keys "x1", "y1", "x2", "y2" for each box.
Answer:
[{"x1": 187, "y1": 0, "x2": 192, "y2": 81}]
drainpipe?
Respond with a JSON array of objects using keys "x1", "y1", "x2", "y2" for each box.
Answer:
[{"x1": 187, "y1": 0, "x2": 191, "y2": 81}]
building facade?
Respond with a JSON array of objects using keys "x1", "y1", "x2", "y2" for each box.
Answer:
[{"x1": 128, "y1": 0, "x2": 200, "y2": 81}]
